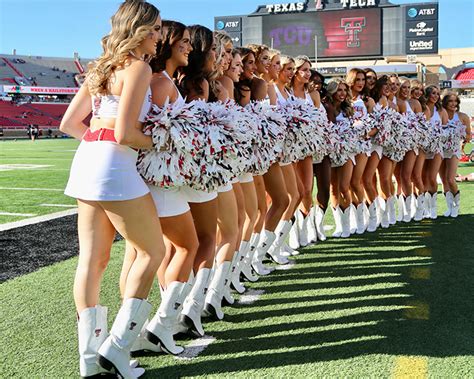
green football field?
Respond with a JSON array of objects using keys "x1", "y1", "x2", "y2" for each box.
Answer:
[{"x1": 1, "y1": 139, "x2": 473, "y2": 378}]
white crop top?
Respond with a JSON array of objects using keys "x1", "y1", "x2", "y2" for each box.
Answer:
[
  {"x1": 405, "y1": 100, "x2": 413, "y2": 114},
  {"x1": 92, "y1": 87, "x2": 152, "y2": 123},
  {"x1": 274, "y1": 84, "x2": 290, "y2": 105},
  {"x1": 431, "y1": 106, "x2": 441, "y2": 124},
  {"x1": 336, "y1": 111, "x2": 348, "y2": 122},
  {"x1": 162, "y1": 70, "x2": 184, "y2": 103},
  {"x1": 353, "y1": 96, "x2": 367, "y2": 119}
]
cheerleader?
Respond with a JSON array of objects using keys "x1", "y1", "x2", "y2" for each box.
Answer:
[
  {"x1": 123, "y1": 20, "x2": 197, "y2": 356},
  {"x1": 264, "y1": 49, "x2": 300, "y2": 259},
  {"x1": 309, "y1": 69, "x2": 331, "y2": 241},
  {"x1": 397, "y1": 78, "x2": 425, "y2": 222},
  {"x1": 272, "y1": 56, "x2": 305, "y2": 255},
  {"x1": 247, "y1": 44, "x2": 290, "y2": 271},
  {"x1": 325, "y1": 79, "x2": 355, "y2": 238},
  {"x1": 290, "y1": 55, "x2": 321, "y2": 245},
  {"x1": 364, "y1": 68, "x2": 377, "y2": 92},
  {"x1": 388, "y1": 74, "x2": 404, "y2": 221},
  {"x1": 346, "y1": 68, "x2": 375, "y2": 234},
  {"x1": 200, "y1": 32, "x2": 240, "y2": 320},
  {"x1": 409, "y1": 79, "x2": 431, "y2": 221},
  {"x1": 439, "y1": 92, "x2": 470, "y2": 217},
  {"x1": 230, "y1": 47, "x2": 261, "y2": 282},
  {"x1": 422, "y1": 85, "x2": 448, "y2": 219},
  {"x1": 219, "y1": 48, "x2": 259, "y2": 294},
  {"x1": 178, "y1": 24, "x2": 219, "y2": 337},
  {"x1": 60, "y1": 1, "x2": 163, "y2": 377},
  {"x1": 369, "y1": 75, "x2": 398, "y2": 229}
]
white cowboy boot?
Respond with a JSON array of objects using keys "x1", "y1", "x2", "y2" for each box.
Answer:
[
  {"x1": 388, "y1": 196, "x2": 397, "y2": 225},
  {"x1": 97, "y1": 298, "x2": 152, "y2": 379},
  {"x1": 349, "y1": 204, "x2": 357, "y2": 234},
  {"x1": 443, "y1": 191, "x2": 453, "y2": 217},
  {"x1": 423, "y1": 192, "x2": 431, "y2": 219},
  {"x1": 314, "y1": 206, "x2": 326, "y2": 241},
  {"x1": 356, "y1": 203, "x2": 366, "y2": 234},
  {"x1": 366, "y1": 201, "x2": 377, "y2": 232},
  {"x1": 229, "y1": 249, "x2": 245, "y2": 296},
  {"x1": 289, "y1": 211, "x2": 302, "y2": 249},
  {"x1": 145, "y1": 282, "x2": 185, "y2": 355},
  {"x1": 203, "y1": 261, "x2": 231, "y2": 320},
  {"x1": 396, "y1": 194, "x2": 404, "y2": 222},
  {"x1": 241, "y1": 235, "x2": 259, "y2": 282},
  {"x1": 341, "y1": 207, "x2": 351, "y2": 238},
  {"x1": 430, "y1": 192, "x2": 438, "y2": 219},
  {"x1": 306, "y1": 207, "x2": 318, "y2": 244},
  {"x1": 332, "y1": 206, "x2": 343, "y2": 238},
  {"x1": 381, "y1": 198, "x2": 389, "y2": 228},
  {"x1": 281, "y1": 241, "x2": 299, "y2": 256},
  {"x1": 403, "y1": 195, "x2": 413, "y2": 223},
  {"x1": 451, "y1": 191, "x2": 460, "y2": 218},
  {"x1": 251, "y1": 230, "x2": 276, "y2": 275},
  {"x1": 414, "y1": 194, "x2": 425, "y2": 221},
  {"x1": 267, "y1": 220, "x2": 291, "y2": 265},
  {"x1": 179, "y1": 268, "x2": 211, "y2": 338},
  {"x1": 78, "y1": 305, "x2": 145, "y2": 378},
  {"x1": 298, "y1": 211, "x2": 310, "y2": 247}
]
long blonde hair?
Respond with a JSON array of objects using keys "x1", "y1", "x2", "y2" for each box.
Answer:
[
  {"x1": 326, "y1": 79, "x2": 354, "y2": 117},
  {"x1": 87, "y1": 0, "x2": 160, "y2": 95}
]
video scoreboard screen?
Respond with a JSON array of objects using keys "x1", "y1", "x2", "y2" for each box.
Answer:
[{"x1": 262, "y1": 8, "x2": 381, "y2": 59}]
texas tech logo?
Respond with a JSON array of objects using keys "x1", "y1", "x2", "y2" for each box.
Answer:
[{"x1": 340, "y1": 17, "x2": 366, "y2": 47}]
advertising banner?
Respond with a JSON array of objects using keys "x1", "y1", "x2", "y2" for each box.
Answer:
[{"x1": 2, "y1": 85, "x2": 79, "y2": 95}]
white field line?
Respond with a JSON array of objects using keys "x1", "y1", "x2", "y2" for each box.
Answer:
[
  {"x1": 238, "y1": 289, "x2": 265, "y2": 305},
  {"x1": 324, "y1": 224, "x2": 334, "y2": 231},
  {"x1": 0, "y1": 211, "x2": 37, "y2": 217},
  {"x1": 0, "y1": 208, "x2": 78, "y2": 232},
  {"x1": 0, "y1": 164, "x2": 53, "y2": 171},
  {"x1": 0, "y1": 187, "x2": 64, "y2": 191},
  {"x1": 40, "y1": 203, "x2": 76, "y2": 208},
  {"x1": 176, "y1": 335, "x2": 216, "y2": 360}
]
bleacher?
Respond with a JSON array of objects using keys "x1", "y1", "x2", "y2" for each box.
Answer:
[
  {"x1": 0, "y1": 100, "x2": 68, "y2": 128},
  {"x1": 0, "y1": 54, "x2": 94, "y2": 87}
]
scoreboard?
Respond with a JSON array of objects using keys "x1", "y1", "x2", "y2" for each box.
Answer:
[{"x1": 215, "y1": 0, "x2": 439, "y2": 61}]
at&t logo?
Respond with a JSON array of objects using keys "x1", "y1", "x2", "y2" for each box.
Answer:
[
  {"x1": 408, "y1": 8, "x2": 417, "y2": 18},
  {"x1": 216, "y1": 21, "x2": 225, "y2": 30}
]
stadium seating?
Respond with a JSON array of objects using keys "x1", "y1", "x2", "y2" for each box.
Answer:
[
  {"x1": 0, "y1": 100, "x2": 68, "y2": 128},
  {"x1": 0, "y1": 54, "x2": 94, "y2": 87}
]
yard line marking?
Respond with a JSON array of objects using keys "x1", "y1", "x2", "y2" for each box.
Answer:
[
  {"x1": 0, "y1": 187, "x2": 64, "y2": 192},
  {"x1": 176, "y1": 335, "x2": 216, "y2": 360},
  {"x1": 238, "y1": 289, "x2": 265, "y2": 305},
  {"x1": 409, "y1": 268, "x2": 431, "y2": 280},
  {"x1": 393, "y1": 356, "x2": 428, "y2": 379},
  {"x1": 40, "y1": 203, "x2": 76, "y2": 208},
  {"x1": 0, "y1": 208, "x2": 78, "y2": 232},
  {"x1": 403, "y1": 300, "x2": 430, "y2": 320},
  {"x1": 0, "y1": 164, "x2": 53, "y2": 171},
  {"x1": 324, "y1": 224, "x2": 334, "y2": 231},
  {"x1": 0, "y1": 211, "x2": 37, "y2": 217}
]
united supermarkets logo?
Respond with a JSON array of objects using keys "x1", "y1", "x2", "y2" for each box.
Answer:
[{"x1": 409, "y1": 40, "x2": 434, "y2": 51}]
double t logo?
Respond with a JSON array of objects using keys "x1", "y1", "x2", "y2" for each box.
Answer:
[{"x1": 340, "y1": 17, "x2": 366, "y2": 48}]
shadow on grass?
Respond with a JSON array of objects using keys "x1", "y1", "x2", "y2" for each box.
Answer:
[{"x1": 146, "y1": 214, "x2": 474, "y2": 377}]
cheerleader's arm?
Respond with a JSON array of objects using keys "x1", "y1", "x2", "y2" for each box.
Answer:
[
  {"x1": 459, "y1": 112, "x2": 471, "y2": 143},
  {"x1": 59, "y1": 81, "x2": 92, "y2": 140}
]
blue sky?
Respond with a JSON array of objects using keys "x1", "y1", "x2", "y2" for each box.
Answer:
[{"x1": 0, "y1": 0, "x2": 472, "y2": 59}]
